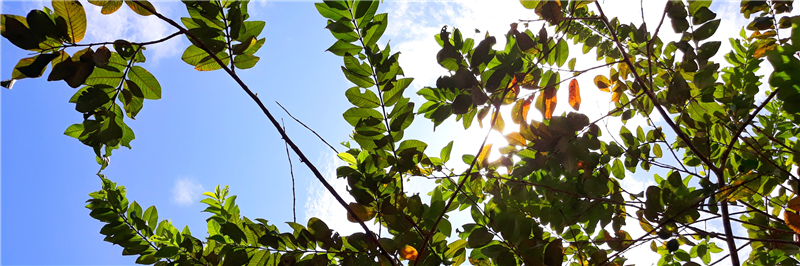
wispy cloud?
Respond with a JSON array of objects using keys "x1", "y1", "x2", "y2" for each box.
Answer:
[
  {"x1": 82, "y1": 1, "x2": 183, "y2": 63},
  {"x1": 172, "y1": 177, "x2": 205, "y2": 206},
  {"x1": 19, "y1": 0, "x2": 184, "y2": 63}
]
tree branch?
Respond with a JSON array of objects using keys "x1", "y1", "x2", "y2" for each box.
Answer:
[
  {"x1": 592, "y1": 2, "x2": 737, "y2": 264},
  {"x1": 132, "y1": 2, "x2": 396, "y2": 264}
]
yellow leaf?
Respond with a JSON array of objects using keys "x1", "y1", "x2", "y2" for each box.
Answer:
[
  {"x1": 754, "y1": 42, "x2": 778, "y2": 58},
  {"x1": 399, "y1": 245, "x2": 418, "y2": 261},
  {"x1": 124, "y1": 0, "x2": 156, "y2": 16},
  {"x1": 716, "y1": 173, "x2": 761, "y2": 202},
  {"x1": 543, "y1": 86, "x2": 557, "y2": 119},
  {"x1": 346, "y1": 202, "x2": 376, "y2": 223},
  {"x1": 594, "y1": 75, "x2": 611, "y2": 92},
  {"x1": 52, "y1": 0, "x2": 87, "y2": 43},
  {"x1": 491, "y1": 111, "x2": 505, "y2": 133},
  {"x1": 477, "y1": 144, "x2": 493, "y2": 169},
  {"x1": 511, "y1": 97, "x2": 532, "y2": 124},
  {"x1": 785, "y1": 197, "x2": 800, "y2": 234},
  {"x1": 505, "y1": 132, "x2": 526, "y2": 146},
  {"x1": 611, "y1": 91, "x2": 622, "y2": 103},
  {"x1": 568, "y1": 79, "x2": 581, "y2": 111}
]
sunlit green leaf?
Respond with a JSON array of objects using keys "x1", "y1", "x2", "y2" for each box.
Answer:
[{"x1": 52, "y1": 0, "x2": 86, "y2": 43}]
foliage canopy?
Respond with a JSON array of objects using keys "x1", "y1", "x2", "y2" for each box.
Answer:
[{"x1": 3, "y1": 0, "x2": 800, "y2": 265}]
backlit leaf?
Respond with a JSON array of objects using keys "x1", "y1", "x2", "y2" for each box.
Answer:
[
  {"x1": 233, "y1": 54, "x2": 259, "y2": 69},
  {"x1": 511, "y1": 96, "x2": 531, "y2": 124},
  {"x1": 716, "y1": 173, "x2": 760, "y2": 202},
  {"x1": 568, "y1": 79, "x2": 580, "y2": 111},
  {"x1": 127, "y1": 66, "x2": 161, "y2": 100},
  {"x1": 505, "y1": 132, "x2": 526, "y2": 146},
  {"x1": 52, "y1": 0, "x2": 86, "y2": 43},
  {"x1": 345, "y1": 87, "x2": 380, "y2": 108},
  {"x1": 441, "y1": 141, "x2": 453, "y2": 163},
  {"x1": 785, "y1": 197, "x2": 800, "y2": 234},
  {"x1": 692, "y1": 19, "x2": 720, "y2": 42},
  {"x1": 476, "y1": 144, "x2": 492, "y2": 168},
  {"x1": 594, "y1": 75, "x2": 611, "y2": 92},
  {"x1": 88, "y1": 0, "x2": 123, "y2": 15},
  {"x1": 326, "y1": 40, "x2": 362, "y2": 56},
  {"x1": 542, "y1": 86, "x2": 557, "y2": 119},
  {"x1": 124, "y1": 0, "x2": 155, "y2": 16}
]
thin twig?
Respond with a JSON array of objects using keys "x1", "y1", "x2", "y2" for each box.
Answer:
[
  {"x1": 132, "y1": 3, "x2": 397, "y2": 264},
  {"x1": 282, "y1": 119, "x2": 297, "y2": 224},
  {"x1": 42, "y1": 31, "x2": 183, "y2": 53},
  {"x1": 719, "y1": 88, "x2": 779, "y2": 175},
  {"x1": 276, "y1": 102, "x2": 338, "y2": 154},
  {"x1": 592, "y1": 2, "x2": 737, "y2": 264}
]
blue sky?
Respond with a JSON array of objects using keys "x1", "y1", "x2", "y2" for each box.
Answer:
[{"x1": 0, "y1": 1, "x2": 776, "y2": 265}]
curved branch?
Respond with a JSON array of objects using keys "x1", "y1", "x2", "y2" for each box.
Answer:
[
  {"x1": 43, "y1": 31, "x2": 183, "y2": 53},
  {"x1": 131, "y1": 2, "x2": 397, "y2": 265}
]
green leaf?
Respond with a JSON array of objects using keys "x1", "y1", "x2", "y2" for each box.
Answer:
[
  {"x1": 344, "y1": 56, "x2": 372, "y2": 76},
  {"x1": 221, "y1": 223, "x2": 246, "y2": 243},
  {"x1": 612, "y1": 159, "x2": 624, "y2": 179},
  {"x1": 315, "y1": 2, "x2": 351, "y2": 21},
  {"x1": 519, "y1": 0, "x2": 538, "y2": 9},
  {"x1": 326, "y1": 40, "x2": 362, "y2": 56},
  {"x1": 441, "y1": 141, "x2": 453, "y2": 164},
  {"x1": 15, "y1": 53, "x2": 58, "y2": 78},
  {"x1": 342, "y1": 66, "x2": 375, "y2": 88},
  {"x1": 398, "y1": 139, "x2": 427, "y2": 153},
  {"x1": 64, "y1": 123, "x2": 85, "y2": 139},
  {"x1": 555, "y1": 39, "x2": 569, "y2": 67},
  {"x1": 84, "y1": 52, "x2": 127, "y2": 86},
  {"x1": 575, "y1": 0, "x2": 595, "y2": 9},
  {"x1": 237, "y1": 21, "x2": 265, "y2": 42},
  {"x1": 1, "y1": 15, "x2": 40, "y2": 50},
  {"x1": 445, "y1": 239, "x2": 468, "y2": 258},
  {"x1": 345, "y1": 87, "x2": 380, "y2": 108},
  {"x1": 52, "y1": 0, "x2": 87, "y2": 43},
  {"x1": 544, "y1": 239, "x2": 564, "y2": 266},
  {"x1": 181, "y1": 45, "x2": 207, "y2": 66},
  {"x1": 361, "y1": 13, "x2": 387, "y2": 48},
  {"x1": 697, "y1": 41, "x2": 720, "y2": 61},
  {"x1": 352, "y1": 0, "x2": 374, "y2": 20},
  {"x1": 88, "y1": 0, "x2": 124, "y2": 15},
  {"x1": 127, "y1": 66, "x2": 161, "y2": 100},
  {"x1": 653, "y1": 143, "x2": 663, "y2": 158},
  {"x1": 692, "y1": 19, "x2": 720, "y2": 42},
  {"x1": 26, "y1": 10, "x2": 61, "y2": 41},
  {"x1": 135, "y1": 253, "x2": 157, "y2": 264},
  {"x1": 195, "y1": 52, "x2": 230, "y2": 71},
  {"x1": 75, "y1": 85, "x2": 113, "y2": 113},
  {"x1": 691, "y1": 6, "x2": 716, "y2": 25},
  {"x1": 153, "y1": 246, "x2": 179, "y2": 258},
  {"x1": 243, "y1": 37, "x2": 266, "y2": 55},
  {"x1": 233, "y1": 54, "x2": 259, "y2": 69},
  {"x1": 142, "y1": 206, "x2": 158, "y2": 232},
  {"x1": 467, "y1": 227, "x2": 493, "y2": 248},
  {"x1": 342, "y1": 107, "x2": 382, "y2": 126},
  {"x1": 124, "y1": 0, "x2": 155, "y2": 16}
]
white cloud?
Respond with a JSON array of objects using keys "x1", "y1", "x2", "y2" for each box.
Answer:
[
  {"x1": 18, "y1": 0, "x2": 184, "y2": 63},
  {"x1": 172, "y1": 177, "x2": 205, "y2": 206},
  {"x1": 82, "y1": 1, "x2": 183, "y2": 63}
]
